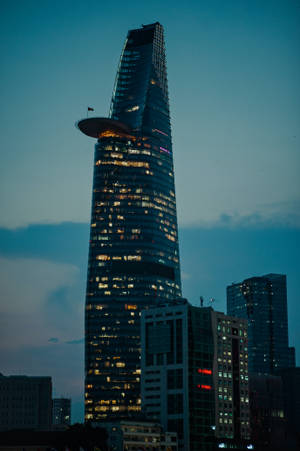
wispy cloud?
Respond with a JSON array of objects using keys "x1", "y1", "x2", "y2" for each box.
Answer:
[
  {"x1": 183, "y1": 199, "x2": 300, "y2": 230},
  {"x1": 0, "y1": 256, "x2": 83, "y2": 351},
  {"x1": 65, "y1": 338, "x2": 84, "y2": 345},
  {"x1": 1, "y1": 343, "x2": 84, "y2": 399}
]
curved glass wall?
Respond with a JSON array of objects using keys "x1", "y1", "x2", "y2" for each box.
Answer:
[{"x1": 84, "y1": 22, "x2": 181, "y2": 420}]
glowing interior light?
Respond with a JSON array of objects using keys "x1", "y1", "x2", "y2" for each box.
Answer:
[
  {"x1": 126, "y1": 105, "x2": 140, "y2": 112},
  {"x1": 160, "y1": 146, "x2": 170, "y2": 154}
]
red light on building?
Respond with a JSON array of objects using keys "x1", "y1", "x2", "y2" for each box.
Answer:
[
  {"x1": 197, "y1": 368, "x2": 212, "y2": 375},
  {"x1": 197, "y1": 384, "x2": 212, "y2": 390}
]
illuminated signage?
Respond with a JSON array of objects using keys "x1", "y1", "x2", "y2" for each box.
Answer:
[
  {"x1": 197, "y1": 368, "x2": 212, "y2": 375},
  {"x1": 197, "y1": 384, "x2": 212, "y2": 390}
]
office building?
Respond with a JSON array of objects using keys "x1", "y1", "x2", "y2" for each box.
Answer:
[
  {"x1": 141, "y1": 301, "x2": 251, "y2": 451},
  {"x1": 52, "y1": 398, "x2": 71, "y2": 428},
  {"x1": 0, "y1": 374, "x2": 52, "y2": 431},
  {"x1": 227, "y1": 274, "x2": 292, "y2": 374},
  {"x1": 76, "y1": 22, "x2": 181, "y2": 421}
]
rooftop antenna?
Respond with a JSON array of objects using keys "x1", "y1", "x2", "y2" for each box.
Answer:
[{"x1": 200, "y1": 296, "x2": 204, "y2": 307}]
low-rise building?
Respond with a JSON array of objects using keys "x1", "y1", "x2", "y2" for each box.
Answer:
[
  {"x1": 96, "y1": 420, "x2": 177, "y2": 451},
  {"x1": 0, "y1": 374, "x2": 52, "y2": 431}
]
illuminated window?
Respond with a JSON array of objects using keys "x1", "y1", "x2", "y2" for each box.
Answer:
[
  {"x1": 126, "y1": 105, "x2": 140, "y2": 112},
  {"x1": 96, "y1": 255, "x2": 110, "y2": 261},
  {"x1": 125, "y1": 304, "x2": 137, "y2": 310},
  {"x1": 98, "y1": 283, "x2": 108, "y2": 288}
]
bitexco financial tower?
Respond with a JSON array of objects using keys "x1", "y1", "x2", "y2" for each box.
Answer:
[{"x1": 77, "y1": 22, "x2": 181, "y2": 421}]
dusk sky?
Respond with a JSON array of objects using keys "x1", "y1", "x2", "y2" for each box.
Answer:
[{"x1": 0, "y1": 0, "x2": 299, "y2": 423}]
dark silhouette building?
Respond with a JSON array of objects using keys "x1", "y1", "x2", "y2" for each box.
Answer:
[
  {"x1": 0, "y1": 374, "x2": 52, "y2": 431},
  {"x1": 249, "y1": 373, "x2": 285, "y2": 450},
  {"x1": 77, "y1": 23, "x2": 181, "y2": 421},
  {"x1": 227, "y1": 274, "x2": 293, "y2": 374}
]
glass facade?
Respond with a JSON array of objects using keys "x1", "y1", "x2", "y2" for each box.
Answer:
[
  {"x1": 227, "y1": 274, "x2": 290, "y2": 374},
  {"x1": 110, "y1": 22, "x2": 171, "y2": 151},
  {"x1": 188, "y1": 306, "x2": 215, "y2": 451},
  {"x1": 78, "y1": 22, "x2": 181, "y2": 421}
]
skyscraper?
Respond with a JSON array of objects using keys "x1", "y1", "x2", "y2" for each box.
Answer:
[
  {"x1": 77, "y1": 22, "x2": 181, "y2": 421},
  {"x1": 227, "y1": 273, "x2": 292, "y2": 374}
]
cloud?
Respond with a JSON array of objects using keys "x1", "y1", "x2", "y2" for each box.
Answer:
[
  {"x1": 1, "y1": 343, "x2": 84, "y2": 400},
  {"x1": 0, "y1": 222, "x2": 89, "y2": 265},
  {"x1": 0, "y1": 256, "x2": 84, "y2": 351},
  {"x1": 48, "y1": 337, "x2": 59, "y2": 343},
  {"x1": 183, "y1": 200, "x2": 300, "y2": 230}
]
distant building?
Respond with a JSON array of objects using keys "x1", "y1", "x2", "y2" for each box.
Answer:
[
  {"x1": 95, "y1": 420, "x2": 177, "y2": 451},
  {"x1": 227, "y1": 274, "x2": 292, "y2": 373},
  {"x1": 52, "y1": 398, "x2": 71, "y2": 429},
  {"x1": 141, "y1": 301, "x2": 251, "y2": 451},
  {"x1": 0, "y1": 374, "x2": 52, "y2": 431}
]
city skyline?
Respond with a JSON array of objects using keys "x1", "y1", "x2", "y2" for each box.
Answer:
[{"x1": 0, "y1": 1, "x2": 299, "y2": 424}]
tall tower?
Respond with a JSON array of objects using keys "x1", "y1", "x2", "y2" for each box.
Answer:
[
  {"x1": 227, "y1": 273, "x2": 291, "y2": 374},
  {"x1": 77, "y1": 23, "x2": 181, "y2": 421}
]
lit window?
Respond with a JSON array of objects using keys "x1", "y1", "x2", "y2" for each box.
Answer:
[{"x1": 96, "y1": 255, "x2": 110, "y2": 261}]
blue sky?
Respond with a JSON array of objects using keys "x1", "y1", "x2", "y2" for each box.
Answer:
[{"x1": 0, "y1": 0, "x2": 299, "y2": 423}]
